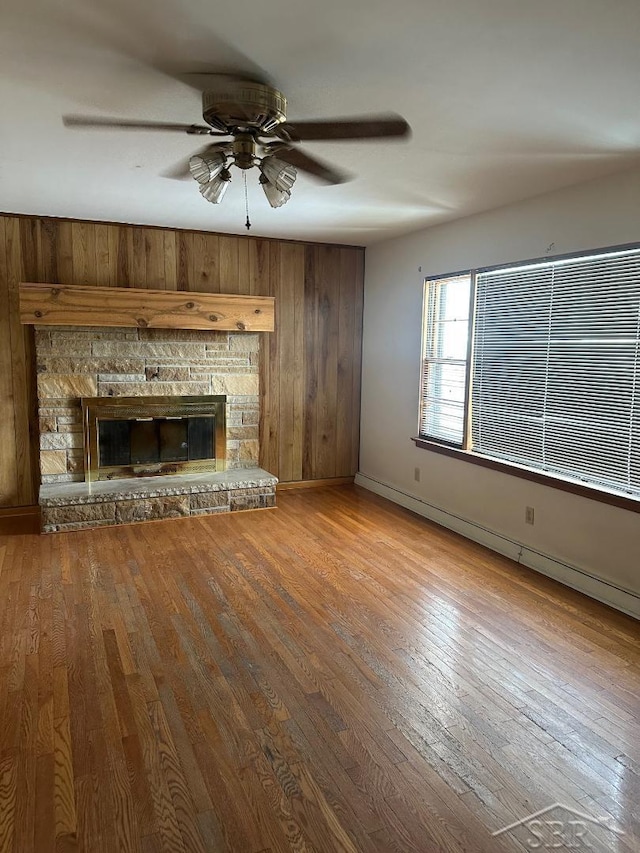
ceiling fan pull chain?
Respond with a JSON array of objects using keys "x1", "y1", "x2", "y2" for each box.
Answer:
[{"x1": 243, "y1": 171, "x2": 251, "y2": 231}]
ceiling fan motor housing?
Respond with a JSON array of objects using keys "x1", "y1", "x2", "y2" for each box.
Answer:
[{"x1": 202, "y1": 81, "x2": 287, "y2": 134}]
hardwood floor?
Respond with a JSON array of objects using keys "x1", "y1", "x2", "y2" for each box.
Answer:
[{"x1": 0, "y1": 485, "x2": 639, "y2": 852}]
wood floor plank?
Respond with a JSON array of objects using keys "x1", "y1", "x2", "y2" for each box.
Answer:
[
  {"x1": 34, "y1": 753, "x2": 55, "y2": 853},
  {"x1": 0, "y1": 754, "x2": 17, "y2": 853},
  {"x1": 0, "y1": 485, "x2": 638, "y2": 851},
  {"x1": 52, "y1": 713, "x2": 77, "y2": 849},
  {"x1": 147, "y1": 700, "x2": 207, "y2": 853}
]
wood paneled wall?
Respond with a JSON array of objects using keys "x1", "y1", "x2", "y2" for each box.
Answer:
[{"x1": 0, "y1": 214, "x2": 364, "y2": 507}]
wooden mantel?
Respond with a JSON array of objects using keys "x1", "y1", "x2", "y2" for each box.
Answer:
[{"x1": 19, "y1": 283, "x2": 275, "y2": 332}]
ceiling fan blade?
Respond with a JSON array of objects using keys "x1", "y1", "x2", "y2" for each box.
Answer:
[
  {"x1": 63, "y1": 115, "x2": 219, "y2": 135},
  {"x1": 276, "y1": 148, "x2": 350, "y2": 185},
  {"x1": 161, "y1": 142, "x2": 231, "y2": 181},
  {"x1": 278, "y1": 114, "x2": 410, "y2": 143},
  {"x1": 161, "y1": 157, "x2": 196, "y2": 181}
]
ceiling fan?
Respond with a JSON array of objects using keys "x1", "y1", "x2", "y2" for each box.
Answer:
[{"x1": 63, "y1": 76, "x2": 410, "y2": 221}]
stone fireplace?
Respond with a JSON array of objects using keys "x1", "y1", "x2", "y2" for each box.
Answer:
[{"x1": 35, "y1": 325, "x2": 277, "y2": 531}]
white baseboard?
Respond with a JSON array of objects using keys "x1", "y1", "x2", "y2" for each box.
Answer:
[{"x1": 355, "y1": 473, "x2": 640, "y2": 622}]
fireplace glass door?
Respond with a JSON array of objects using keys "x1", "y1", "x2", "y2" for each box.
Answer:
[{"x1": 82, "y1": 396, "x2": 226, "y2": 481}]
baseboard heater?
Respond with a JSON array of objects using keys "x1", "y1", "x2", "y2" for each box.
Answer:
[{"x1": 355, "y1": 473, "x2": 640, "y2": 622}]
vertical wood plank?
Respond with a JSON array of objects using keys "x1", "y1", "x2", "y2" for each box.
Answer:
[
  {"x1": 131, "y1": 227, "x2": 146, "y2": 287},
  {"x1": 144, "y1": 229, "x2": 166, "y2": 290},
  {"x1": 5, "y1": 217, "x2": 36, "y2": 505},
  {"x1": 105, "y1": 225, "x2": 120, "y2": 288},
  {"x1": 24, "y1": 324, "x2": 39, "y2": 505},
  {"x1": 116, "y1": 226, "x2": 131, "y2": 288},
  {"x1": 237, "y1": 239, "x2": 250, "y2": 296},
  {"x1": 94, "y1": 224, "x2": 111, "y2": 287},
  {"x1": 302, "y1": 245, "x2": 318, "y2": 480},
  {"x1": 36, "y1": 219, "x2": 59, "y2": 284},
  {"x1": 291, "y1": 244, "x2": 306, "y2": 481},
  {"x1": 55, "y1": 221, "x2": 74, "y2": 284},
  {"x1": 336, "y1": 249, "x2": 357, "y2": 476},
  {"x1": 315, "y1": 246, "x2": 340, "y2": 478},
  {"x1": 187, "y1": 233, "x2": 220, "y2": 293},
  {"x1": 176, "y1": 231, "x2": 189, "y2": 292},
  {"x1": 203, "y1": 233, "x2": 222, "y2": 293},
  {"x1": 219, "y1": 236, "x2": 239, "y2": 294},
  {"x1": 163, "y1": 232, "x2": 178, "y2": 292},
  {"x1": 18, "y1": 219, "x2": 41, "y2": 497},
  {"x1": 252, "y1": 239, "x2": 271, "y2": 298},
  {"x1": 255, "y1": 240, "x2": 272, "y2": 473},
  {"x1": 71, "y1": 221, "x2": 97, "y2": 285},
  {"x1": 277, "y1": 244, "x2": 296, "y2": 482},
  {"x1": 277, "y1": 243, "x2": 305, "y2": 482},
  {"x1": 19, "y1": 218, "x2": 38, "y2": 283},
  {"x1": 0, "y1": 217, "x2": 19, "y2": 506},
  {"x1": 262, "y1": 242, "x2": 280, "y2": 476},
  {"x1": 350, "y1": 249, "x2": 365, "y2": 474}
]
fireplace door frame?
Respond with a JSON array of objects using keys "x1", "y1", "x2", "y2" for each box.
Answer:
[{"x1": 81, "y1": 395, "x2": 226, "y2": 482}]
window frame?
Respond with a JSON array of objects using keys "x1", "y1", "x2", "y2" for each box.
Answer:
[
  {"x1": 418, "y1": 271, "x2": 476, "y2": 448},
  {"x1": 414, "y1": 240, "x2": 640, "y2": 514}
]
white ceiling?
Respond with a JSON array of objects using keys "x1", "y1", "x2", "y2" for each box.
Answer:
[{"x1": 2, "y1": 0, "x2": 640, "y2": 246}]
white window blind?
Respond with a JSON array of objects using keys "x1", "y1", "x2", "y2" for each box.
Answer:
[
  {"x1": 419, "y1": 274, "x2": 471, "y2": 445},
  {"x1": 472, "y1": 247, "x2": 640, "y2": 496}
]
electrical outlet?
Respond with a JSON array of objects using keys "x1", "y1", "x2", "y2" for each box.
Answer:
[
  {"x1": 525, "y1": 506, "x2": 535, "y2": 525},
  {"x1": 414, "y1": 467, "x2": 420, "y2": 482}
]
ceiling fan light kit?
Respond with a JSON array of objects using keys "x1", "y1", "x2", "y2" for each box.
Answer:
[
  {"x1": 199, "y1": 168, "x2": 232, "y2": 204},
  {"x1": 260, "y1": 156, "x2": 297, "y2": 193},
  {"x1": 63, "y1": 76, "x2": 410, "y2": 221},
  {"x1": 259, "y1": 173, "x2": 291, "y2": 208},
  {"x1": 189, "y1": 150, "x2": 227, "y2": 184}
]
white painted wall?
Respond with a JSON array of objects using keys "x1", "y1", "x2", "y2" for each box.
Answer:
[{"x1": 359, "y1": 165, "x2": 640, "y2": 617}]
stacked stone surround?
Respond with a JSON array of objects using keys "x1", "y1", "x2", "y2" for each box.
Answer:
[
  {"x1": 34, "y1": 325, "x2": 278, "y2": 532},
  {"x1": 39, "y1": 470, "x2": 277, "y2": 533},
  {"x1": 35, "y1": 326, "x2": 260, "y2": 484}
]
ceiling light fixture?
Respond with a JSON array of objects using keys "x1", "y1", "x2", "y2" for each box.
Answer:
[
  {"x1": 188, "y1": 146, "x2": 297, "y2": 212},
  {"x1": 259, "y1": 174, "x2": 291, "y2": 208},
  {"x1": 189, "y1": 151, "x2": 227, "y2": 184},
  {"x1": 260, "y1": 156, "x2": 297, "y2": 193},
  {"x1": 259, "y1": 155, "x2": 297, "y2": 208},
  {"x1": 199, "y1": 167, "x2": 232, "y2": 204}
]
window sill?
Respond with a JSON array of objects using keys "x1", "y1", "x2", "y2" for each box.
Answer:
[{"x1": 411, "y1": 436, "x2": 640, "y2": 515}]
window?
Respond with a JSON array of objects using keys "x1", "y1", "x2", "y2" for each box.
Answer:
[
  {"x1": 419, "y1": 274, "x2": 472, "y2": 445},
  {"x1": 418, "y1": 245, "x2": 640, "y2": 501}
]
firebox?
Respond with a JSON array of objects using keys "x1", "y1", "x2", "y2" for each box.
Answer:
[{"x1": 81, "y1": 395, "x2": 226, "y2": 482}]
